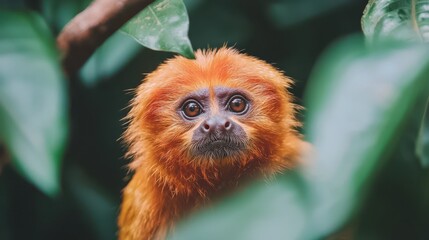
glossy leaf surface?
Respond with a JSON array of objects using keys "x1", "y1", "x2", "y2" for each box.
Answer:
[
  {"x1": 123, "y1": 0, "x2": 194, "y2": 58},
  {"x1": 362, "y1": 0, "x2": 429, "y2": 42}
]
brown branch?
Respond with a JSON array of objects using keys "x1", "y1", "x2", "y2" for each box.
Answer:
[{"x1": 57, "y1": 0, "x2": 155, "y2": 76}]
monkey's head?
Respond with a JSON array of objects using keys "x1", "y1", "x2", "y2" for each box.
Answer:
[{"x1": 124, "y1": 48, "x2": 302, "y2": 180}]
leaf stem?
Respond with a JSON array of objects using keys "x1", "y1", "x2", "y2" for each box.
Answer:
[{"x1": 411, "y1": 0, "x2": 423, "y2": 41}]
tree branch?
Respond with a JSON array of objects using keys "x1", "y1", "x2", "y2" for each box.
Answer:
[{"x1": 57, "y1": 0, "x2": 155, "y2": 76}]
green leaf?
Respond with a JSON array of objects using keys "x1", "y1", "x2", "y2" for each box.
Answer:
[
  {"x1": 169, "y1": 173, "x2": 309, "y2": 240},
  {"x1": 416, "y1": 97, "x2": 429, "y2": 167},
  {"x1": 303, "y1": 36, "x2": 429, "y2": 237},
  {"x1": 362, "y1": 0, "x2": 429, "y2": 42},
  {"x1": 0, "y1": 10, "x2": 68, "y2": 196},
  {"x1": 122, "y1": 0, "x2": 194, "y2": 59},
  {"x1": 169, "y1": 36, "x2": 429, "y2": 240},
  {"x1": 80, "y1": 31, "x2": 142, "y2": 87}
]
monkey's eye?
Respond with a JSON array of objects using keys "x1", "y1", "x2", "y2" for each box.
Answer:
[
  {"x1": 182, "y1": 101, "x2": 202, "y2": 118},
  {"x1": 228, "y1": 96, "x2": 248, "y2": 114}
]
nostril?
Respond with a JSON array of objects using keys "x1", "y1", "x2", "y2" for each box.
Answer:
[
  {"x1": 203, "y1": 123, "x2": 210, "y2": 131},
  {"x1": 224, "y1": 121, "x2": 231, "y2": 130}
]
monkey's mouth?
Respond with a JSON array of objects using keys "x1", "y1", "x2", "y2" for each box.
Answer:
[{"x1": 191, "y1": 139, "x2": 245, "y2": 159}]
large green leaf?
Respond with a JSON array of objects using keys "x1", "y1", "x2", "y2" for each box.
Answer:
[
  {"x1": 169, "y1": 37, "x2": 429, "y2": 240},
  {"x1": 169, "y1": 172, "x2": 309, "y2": 240},
  {"x1": 362, "y1": 0, "x2": 429, "y2": 42},
  {"x1": 122, "y1": 0, "x2": 194, "y2": 59},
  {"x1": 416, "y1": 97, "x2": 429, "y2": 167},
  {"x1": 303, "y1": 37, "x2": 429, "y2": 237},
  {"x1": 0, "y1": 10, "x2": 68, "y2": 196}
]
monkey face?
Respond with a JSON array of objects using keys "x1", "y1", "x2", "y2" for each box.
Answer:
[
  {"x1": 179, "y1": 87, "x2": 249, "y2": 159},
  {"x1": 124, "y1": 48, "x2": 301, "y2": 170}
]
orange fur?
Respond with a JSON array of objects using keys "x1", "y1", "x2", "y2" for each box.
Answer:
[{"x1": 118, "y1": 48, "x2": 305, "y2": 240}]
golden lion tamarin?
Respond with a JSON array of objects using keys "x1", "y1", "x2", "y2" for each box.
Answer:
[{"x1": 118, "y1": 47, "x2": 305, "y2": 240}]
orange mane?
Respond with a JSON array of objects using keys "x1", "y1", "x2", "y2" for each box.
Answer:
[{"x1": 119, "y1": 47, "x2": 304, "y2": 240}]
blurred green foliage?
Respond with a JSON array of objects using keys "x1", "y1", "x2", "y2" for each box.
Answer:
[
  {"x1": 1, "y1": 0, "x2": 428, "y2": 240},
  {"x1": 417, "y1": 97, "x2": 429, "y2": 167},
  {"x1": 0, "y1": 10, "x2": 67, "y2": 196}
]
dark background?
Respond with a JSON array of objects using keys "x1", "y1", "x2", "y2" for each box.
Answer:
[{"x1": 0, "y1": 0, "x2": 367, "y2": 239}]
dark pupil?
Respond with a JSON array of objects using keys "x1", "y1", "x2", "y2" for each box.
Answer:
[
  {"x1": 230, "y1": 98, "x2": 245, "y2": 112},
  {"x1": 185, "y1": 102, "x2": 200, "y2": 117}
]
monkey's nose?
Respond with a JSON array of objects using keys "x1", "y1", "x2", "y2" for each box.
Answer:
[{"x1": 201, "y1": 116, "x2": 232, "y2": 133}]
